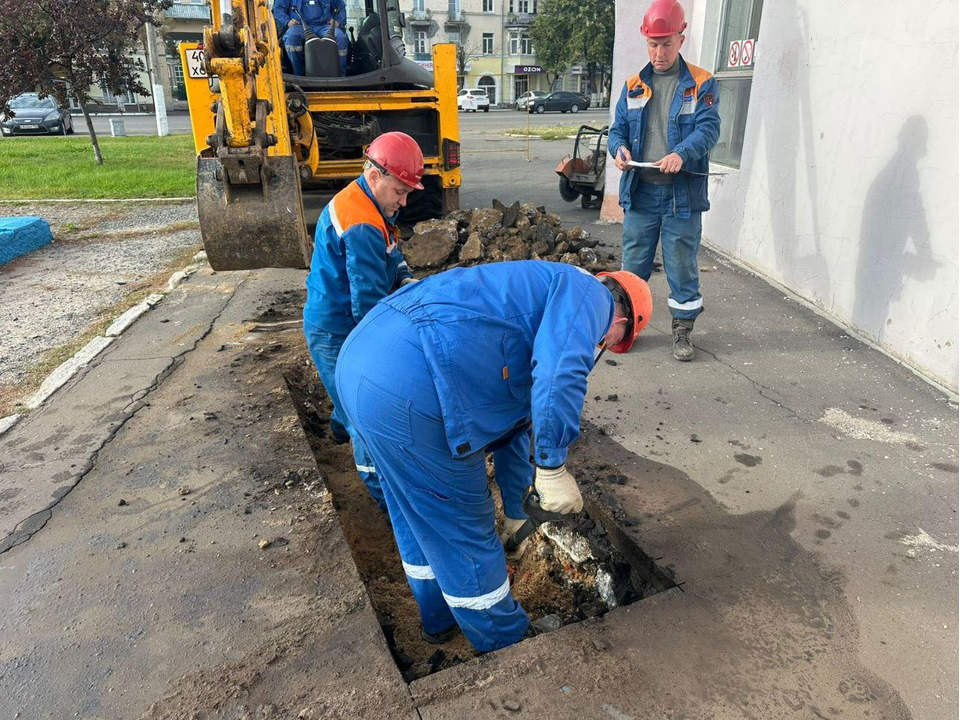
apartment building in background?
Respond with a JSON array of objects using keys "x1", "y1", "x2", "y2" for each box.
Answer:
[{"x1": 401, "y1": 0, "x2": 605, "y2": 106}]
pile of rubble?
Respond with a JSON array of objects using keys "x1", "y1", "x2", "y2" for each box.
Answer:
[{"x1": 401, "y1": 199, "x2": 617, "y2": 274}]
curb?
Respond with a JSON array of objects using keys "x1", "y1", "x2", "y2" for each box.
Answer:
[
  {"x1": 0, "y1": 198, "x2": 195, "y2": 204},
  {"x1": 0, "y1": 250, "x2": 209, "y2": 438}
]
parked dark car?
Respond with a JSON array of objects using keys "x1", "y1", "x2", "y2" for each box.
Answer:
[
  {"x1": 527, "y1": 91, "x2": 591, "y2": 114},
  {"x1": 1, "y1": 93, "x2": 75, "y2": 136}
]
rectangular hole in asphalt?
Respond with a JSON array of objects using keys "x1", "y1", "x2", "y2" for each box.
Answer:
[{"x1": 286, "y1": 362, "x2": 676, "y2": 682}]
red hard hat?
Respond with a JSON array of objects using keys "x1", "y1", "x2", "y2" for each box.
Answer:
[
  {"x1": 597, "y1": 270, "x2": 653, "y2": 353},
  {"x1": 641, "y1": 0, "x2": 687, "y2": 38},
  {"x1": 364, "y1": 132, "x2": 425, "y2": 190}
]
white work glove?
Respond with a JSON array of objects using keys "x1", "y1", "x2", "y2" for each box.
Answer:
[
  {"x1": 500, "y1": 517, "x2": 527, "y2": 544},
  {"x1": 534, "y1": 465, "x2": 583, "y2": 514},
  {"x1": 400, "y1": 277, "x2": 419, "y2": 287}
]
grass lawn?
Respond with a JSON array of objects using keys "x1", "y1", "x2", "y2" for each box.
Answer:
[
  {"x1": 502, "y1": 125, "x2": 583, "y2": 140},
  {"x1": 0, "y1": 135, "x2": 196, "y2": 199}
]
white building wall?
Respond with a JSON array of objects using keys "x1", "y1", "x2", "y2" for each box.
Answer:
[{"x1": 605, "y1": 0, "x2": 959, "y2": 392}]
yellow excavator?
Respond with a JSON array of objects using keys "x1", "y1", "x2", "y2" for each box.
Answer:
[{"x1": 179, "y1": 0, "x2": 461, "y2": 270}]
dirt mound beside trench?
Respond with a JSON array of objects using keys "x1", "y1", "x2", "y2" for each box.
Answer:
[{"x1": 401, "y1": 199, "x2": 617, "y2": 274}]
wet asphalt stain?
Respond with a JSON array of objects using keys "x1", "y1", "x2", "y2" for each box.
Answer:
[
  {"x1": 930, "y1": 462, "x2": 959, "y2": 474},
  {"x1": 816, "y1": 460, "x2": 864, "y2": 478},
  {"x1": 734, "y1": 453, "x2": 762, "y2": 467},
  {"x1": 560, "y1": 425, "x2": 912, "y2": 719}
]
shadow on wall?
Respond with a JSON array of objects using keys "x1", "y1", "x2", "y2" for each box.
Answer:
[
  {"x1": 852, "y1": 115, "x2": 938, "y2": 343},
  {"x1": 722, "y1": 0, "x2": 830, "y2": 304}
]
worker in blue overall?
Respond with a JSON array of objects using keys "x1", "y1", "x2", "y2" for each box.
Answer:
[
  {"x1": 303, "y1": 132, "x2": 423, "y2": 512},
  {"x1": 336, "y1": 262, "x2": 650, "y2": 651},
  {"x1": 273, "y1": 0, "x2": 349, "y2": 76},
  {"x1": 608, "y1": 0, "x2": 720, "y2": 361}
]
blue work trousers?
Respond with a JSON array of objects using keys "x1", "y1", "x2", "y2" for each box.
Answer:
[
  {"x1": 304, "y1": 324, "x2": 385, "y2": 512},
  {"x1": 336, "y1": 304, "x2": 530, "y2": 652},
  {"x1": 622, "y1": 181, "x2": 704, "y2": 320},
  {"x1": 282, "y1": 24, "x2": 348, "y2": 76}
]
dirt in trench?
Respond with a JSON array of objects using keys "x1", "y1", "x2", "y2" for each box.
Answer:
[{"x1": 285, "y1": 360, "x2": 657, "y2": 682}]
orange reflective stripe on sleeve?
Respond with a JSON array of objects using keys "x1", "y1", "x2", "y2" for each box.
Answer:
[{"x1": 330, "y1": 181, "x2": 391, "y2": 248}]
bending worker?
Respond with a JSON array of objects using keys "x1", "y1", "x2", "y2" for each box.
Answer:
[
  {"x1": 273, "y1": 0, "x2": 349, "y2": 76},
  {"x1": 303, "y1": 132, "x2": 422, "y2": 512},
  {"x1": 336, "y1": 261, "x2": 651, "y2": 651},
  {"x1": 609, "y1": 0, "x2": 720, "y2": 361}
]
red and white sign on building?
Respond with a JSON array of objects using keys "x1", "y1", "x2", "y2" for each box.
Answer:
[
  {"x1": 741, "y1": 39, "x2": 755, "y2": 66},
  {"x1": 728, "y1": 40, "x2": 742, "y2": 68}
]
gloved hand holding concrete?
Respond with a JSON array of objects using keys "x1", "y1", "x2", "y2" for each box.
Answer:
[{"x1": 534, "y1": 465, "x2": 583, "y2": 514}]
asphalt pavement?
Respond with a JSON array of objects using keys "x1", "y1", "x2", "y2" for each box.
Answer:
[
  {"x1": 0, "y1": 101, "x2": 955, "y2": 719},
  {"x1": 57, "y1": 106, "x2": 610, "y2": 138}
]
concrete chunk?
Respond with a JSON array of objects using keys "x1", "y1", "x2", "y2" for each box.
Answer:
[{"x1": 105, "y1": 300, "x2": 154, "y2": 337}]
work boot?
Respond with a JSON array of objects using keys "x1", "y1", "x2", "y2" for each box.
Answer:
[
  {"x1": 524, "y1": 614, "x2": 562, "y2": 639},
  {"x1": 421, "y1": 624, "x2": 460, "y2": 645},
  {"x1": 672, "y1": 318, "x2": 696, "y2": 362}
]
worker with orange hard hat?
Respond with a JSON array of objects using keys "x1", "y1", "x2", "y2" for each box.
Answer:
[
  {"x1": 335, "y1": 261, "x2": 650, "y2": 651},
  {"x1": 302, "y1": 131, "x2": 425, "y2": 512},
  {"x1": 609, "y1": 0, "x2": 720, "y2": 361}
]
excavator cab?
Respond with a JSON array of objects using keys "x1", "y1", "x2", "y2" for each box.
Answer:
[{"x1": 181, "y1": 0, "x2": 461, "y2": 271}]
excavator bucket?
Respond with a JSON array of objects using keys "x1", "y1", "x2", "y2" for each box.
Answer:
[{"x1": 196, "y1": 155, "x2": 312, "y2": 271}]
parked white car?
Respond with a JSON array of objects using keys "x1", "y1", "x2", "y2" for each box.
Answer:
[
  {"x1": 515, "y1": 91, "x2": 545, "y2": 111},
  {"x1": 457, "y1": 89, "x2": 491, "y2": 112}
]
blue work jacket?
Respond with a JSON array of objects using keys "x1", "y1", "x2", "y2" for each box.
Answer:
[
  {"x1": 608, "y1": 56, "x2": 721, "y2": 218},
  {"x1": 382, "y1": 261, "x2": 615, "y2": 468},
  {"x1": 273, "y1": 0, "x2": 345, "y2": 33},
  {"x1": 303, "y1": 176, "x2": 413, "y2": 336}
]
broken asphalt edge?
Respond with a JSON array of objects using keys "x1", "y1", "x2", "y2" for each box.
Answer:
[{"x1": 0, "y1": 250, "x2": 210, "y2": 439}]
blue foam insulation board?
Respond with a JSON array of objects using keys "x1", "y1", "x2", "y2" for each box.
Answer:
[{"x1": 0, "y1": 216, "x2": 53, "y2": 265}]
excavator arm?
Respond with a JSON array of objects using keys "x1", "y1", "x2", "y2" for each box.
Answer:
[
  {"x1": 195, "y1": 0, "x2": 314, "y2": 270},
  {"x1": 182, "y1": 0, "x2": 460, "y2": 271}
]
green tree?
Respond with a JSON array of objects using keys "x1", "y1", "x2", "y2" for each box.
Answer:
[
  {"x1": 0, "y1": 0, "x2": 171, "y2": 164},
  {"x1": 530, "y1": 0, "x2": 614, "y2": 98}
]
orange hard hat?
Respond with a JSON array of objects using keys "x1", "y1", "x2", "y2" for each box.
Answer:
[
  {"x1": 364, "y1": 131, "x2": 425, "y2": 190},
  {"x1": 597, "y1": 270, "x2": 653, "y2": 353},
  {"x1": 641, "y1": 0, "x2": 687, "y2": 38}
]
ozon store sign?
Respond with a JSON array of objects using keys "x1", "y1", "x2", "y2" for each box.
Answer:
[{"x1": 514, "y1": 65, "x2": 544, "y2": 74}]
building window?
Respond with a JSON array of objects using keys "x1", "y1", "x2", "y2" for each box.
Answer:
[
  {"x1": 414, "y1": 30, "x2": 429, "y2": 60},
  {"x1": 413, "y1": 0, "x2": 425, "y2": 10},
  {"x1": 167, "y1": 58, "x2": 186, "y2": 101},
  {"x1": 482, "y1": 33, "x2": 494, "y2": 55},
  {"x1": 712, "y1": 0, "x2": 763, "y2": 168},
  {"x1": 478, "y1": 75, "x2": 497, "y2": 105},
  {"x1": 509, "y1": 32, "x2": 532, "y2": 55},
  {"x1": 516, "y1": 0, "x2": 530, "y2": 12},
  {"x1": 482, "y1": 0, "x2": 494, "y2": 12}
]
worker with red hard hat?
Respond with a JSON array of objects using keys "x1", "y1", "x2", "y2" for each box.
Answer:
[
  {"x1": 302, "y1": 131, "x2": 424, "y2": 512},
  {"x1": 609, "y1": 0, "x2": 720, "y2": 361}
]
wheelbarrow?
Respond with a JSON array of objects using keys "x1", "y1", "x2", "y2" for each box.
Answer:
[{"x1": 555, "y1": 124, "x2": 609, "y2": 210}]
